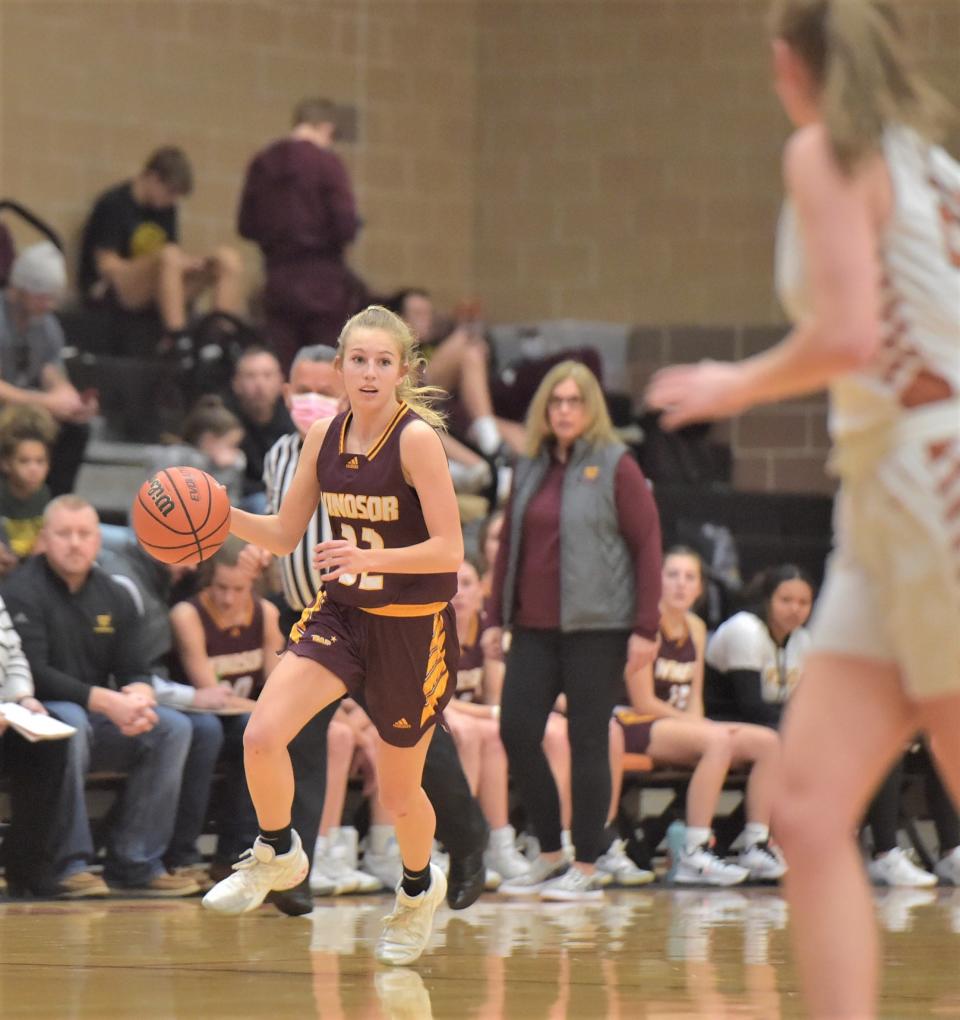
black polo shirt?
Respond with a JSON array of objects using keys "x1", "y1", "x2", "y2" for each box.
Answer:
[{"x1": 1, "y1": 556, "x2": 152, "y2": 706}]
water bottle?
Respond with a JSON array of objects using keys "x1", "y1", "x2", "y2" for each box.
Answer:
[{"x1": 665, "y1": 819, "x2": 686, "y2": 883}]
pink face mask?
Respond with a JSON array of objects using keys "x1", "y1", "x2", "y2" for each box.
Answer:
[{"x1": 290, "y1": 392, "x2": 340, "y2": 435}]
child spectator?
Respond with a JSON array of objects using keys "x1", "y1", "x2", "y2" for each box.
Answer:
[
  {"x1": 146, "y1": 395, "x2": 246, "y2": 501},
  {"x1": 0, "y1": 404, "x2": 58, "y2": 561}
]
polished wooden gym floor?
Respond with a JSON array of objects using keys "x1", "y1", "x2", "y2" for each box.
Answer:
[{"x1": 0, "y1": 886, "x2": 958, "y2": 1018}]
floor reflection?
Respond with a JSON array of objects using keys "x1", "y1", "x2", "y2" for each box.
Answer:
[{"x1": 1, "y1": 887, "x2": 958, "y2": 1018}]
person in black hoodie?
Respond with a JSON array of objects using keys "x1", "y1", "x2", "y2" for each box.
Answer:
[{"x1": 238, "y1": 98, "x2": 364, "y2": 370}]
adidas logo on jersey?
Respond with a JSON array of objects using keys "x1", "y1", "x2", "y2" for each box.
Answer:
[
  {"x1": 393, "y1": 717, "x2": 411, "y2": 729},
  {"x1": 345, "y1": 456, "x2": 359, "y2": 469}
]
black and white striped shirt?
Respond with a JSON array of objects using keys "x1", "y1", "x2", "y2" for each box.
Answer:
[
  {"x1": 0, "y1": 594, "x2": 35, "y2": 703},
  {"x1": 263, "y1": 432, "x2": 332, "y2": 612}
]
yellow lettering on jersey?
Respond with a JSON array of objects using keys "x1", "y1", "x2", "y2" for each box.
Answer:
[
  {"x1": 211, "y1": 649, "x2": 263, "y2": 679},
  {"x1": 654, "y1": 659, "x2": 695, "y2": 683},
  {"x1": 322, "y1": 492, "x2": 399, "y2": 523}
]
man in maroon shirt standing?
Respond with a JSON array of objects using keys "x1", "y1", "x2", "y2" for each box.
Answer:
[{"x1": 238, "y1": 98, "x2": 364, "y2": 371}]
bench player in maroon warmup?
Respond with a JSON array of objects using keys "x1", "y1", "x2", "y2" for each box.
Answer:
[{"x1": 203, "y1": 305, "x2": 462, "y2": 968}]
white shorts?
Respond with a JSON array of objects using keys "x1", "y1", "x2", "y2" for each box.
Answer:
[{"x1": 810, "y1": 402, "x2": 960, "y2": 700}]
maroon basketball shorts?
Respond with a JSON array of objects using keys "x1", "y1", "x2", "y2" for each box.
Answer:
[
  {"x1": 288, "y1": 593, "x2": 458, "y2": 748},
  {"x1": 612, "y1": 707, "x2": 658, "y2": 755}
]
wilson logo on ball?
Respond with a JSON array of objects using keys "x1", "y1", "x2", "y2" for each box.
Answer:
[{"x1": 146, "y1": 479, "x2": 176, "y2": 517}]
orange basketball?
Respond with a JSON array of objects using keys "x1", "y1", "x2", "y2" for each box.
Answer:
[{"x1": 131, "y1": 466, "x2": 232, "y2": 565}]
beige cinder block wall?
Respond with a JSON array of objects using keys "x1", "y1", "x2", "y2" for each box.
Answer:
[
  {"x1": 2, "y1": 0, "x2": 958, "y2": 494},
  {"x1": 0, "y1": 0, "x2": 479, "y2": 312}
]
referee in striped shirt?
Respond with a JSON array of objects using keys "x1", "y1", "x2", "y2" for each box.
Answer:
[{"x1": 262, "y1": 344, "x2": 489, "y2": 910}]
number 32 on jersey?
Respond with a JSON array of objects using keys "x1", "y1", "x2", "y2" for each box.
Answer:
[{"x1": 337, "y1": 524, "x2": 384, "y2": 591}]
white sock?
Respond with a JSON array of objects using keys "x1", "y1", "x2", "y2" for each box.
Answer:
[
  {"x1": 685, "y1": 827, "x2": 711, "y2": 854},
  {"x1": 744, "y1": 823, "x2": 770, "y2": 847},
  {"x1": 367, "y1": 824, "x2": 395, "y2": 854},
  {"x1": 471, "y1": 415, "x2": 501, "y2": 455}
]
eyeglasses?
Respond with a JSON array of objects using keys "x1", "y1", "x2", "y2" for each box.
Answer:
[{"x1": 547, "y1": 395, "x2": 584, "y2": 410}]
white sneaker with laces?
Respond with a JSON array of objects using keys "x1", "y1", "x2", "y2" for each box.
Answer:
[
  {"x1": 539, "y1": 866, "x2": 604, "y2": 902},
  {"x1": 673, "y1": 844, "x2": 749, "y2": 886},
  {"x1": 738, "y1": 841, "x2": 788, "y2": 881},
  {"x1": 499, "y1": 855, "x2": 569, "y2": 897},
  {"x1": 868, "y1": 847, "x2": 937, "y2": 887},
  {"x1": 202, "y1": 830, "x2": 309, "y2": 915},
  {"x1": 594, "y1": 839, "x2": 655, "y2": 887},
  {"x1": 484, "y1": 825, "x2": 533, "y2": 882},
  {"x1": 310, "y1": 836, "x2": 337, "y2": 895},
  {"x1": 375, "y1": 863, "x2": 448, "y2": 967},
  {"x1": 935, "y1": 846, "x2": 960, "y2": 886}
]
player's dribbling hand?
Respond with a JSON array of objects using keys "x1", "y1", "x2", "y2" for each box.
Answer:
[
  {"x1": 645, "y1": 360, "x2": 749, "y2": 430},
  {"x1": 313, "y1": 539, "x2": 371, "y2": 581}
]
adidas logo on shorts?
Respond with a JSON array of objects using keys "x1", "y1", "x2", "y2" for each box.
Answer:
[
  {"x1": 345, "y1": 456, "x2": 359, "y2": 469},
  {"x1": 393, "y1": 718, "x2": 411, "y2": 729}
]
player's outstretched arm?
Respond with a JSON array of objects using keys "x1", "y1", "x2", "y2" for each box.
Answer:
[
  {"x1": 229, "y1": 418, "x2": 330, "y2": 555},
  {"x1": 315, "y1": 420, "x2": 463, "y2": 580},
  {"x1": 647, "y1": 124, "x2": 883, "y2": 429}
]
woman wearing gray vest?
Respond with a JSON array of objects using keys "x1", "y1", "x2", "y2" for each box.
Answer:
[{"x1": 486, "y1": 361, "x2": 662, "y2": 900}]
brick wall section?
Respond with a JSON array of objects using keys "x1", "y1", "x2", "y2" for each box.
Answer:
[
  {"x1": 0, "y1": 0, "x2": 479, "y2": 311},
  {"x1": 475, "y1": 0, "x2": 960, "y2": 324},
  {"x1": 1, "y1": 0, "x2": 957, "y2": 498}
]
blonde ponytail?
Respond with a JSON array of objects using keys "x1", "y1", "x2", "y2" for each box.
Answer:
[
  {"x1": 335, "y1": 305, "x2": 447, "y2": 431},
  {"x1": 771, "y1": 0, "x2": 954, "y2": 172}
]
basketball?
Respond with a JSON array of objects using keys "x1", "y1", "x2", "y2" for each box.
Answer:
[{"x1": 131, "y1": 466, "x2": 232, "y2": 565}]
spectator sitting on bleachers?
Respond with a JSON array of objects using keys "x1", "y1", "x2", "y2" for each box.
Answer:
[
  {"x1": 146, "y1": 395, "x2": 246, "y2": 502},
  {"x1": 97, "y1": 529, "x2": 256, "y2": 887},
  {"x1": 0, "y1": 591, "x2": 71, "y2": 896},
  {"x1": 78, "y1": 147, "x2": 244, "y2": 357},
  {"x1": 388, "y1": 288, "x2": 524, "y2": 459},
  {"x1": 0, "y1": 495, "x2": 197, "y2": 897},
  {"x1": 704, "y1": 565, "x2": 814, "y2": 728},
  {"x1": 169, "y1": 537, "x2": 283, "y2": 876},
  {"x1": 0, "y1": 404, "x2": 58, "y2": 564},
  {"x1": 445, "y1": 558, "x2": 531, "y2": 886},
  {"x1": 0, "y1": 242, "x2": 97, "y2": 495},
  {"x1": 225, "y1": 345, "x2": 293, "y2": 514}
]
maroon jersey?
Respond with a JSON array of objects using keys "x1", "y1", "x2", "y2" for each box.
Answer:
[
  {"x1": 190, "y1": 593, "x2": 266, "y2": 699},
  {"x1": 315, "y1": 403, "x2": 457, "y2": 613},
  {"x1": 653, "y1": 623, "x2": 697, "y2": 711},
  {"x1": 456, "y1": 611, "x2": 485, "y2": 701}
]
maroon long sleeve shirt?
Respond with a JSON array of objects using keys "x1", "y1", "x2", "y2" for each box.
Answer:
[{"x1": 488, "y1": 451, "x2": 661, "y2": 639}]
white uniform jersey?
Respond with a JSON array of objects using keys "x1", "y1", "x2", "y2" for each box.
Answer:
[
  {"x1": 706, "y1": 612, "x2": 811, "y2": 706},
  {"x1": 776, "y1": 126, "x2": 960, "y2": 439}
]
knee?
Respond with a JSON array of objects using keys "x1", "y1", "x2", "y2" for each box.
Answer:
[
  {"x1": 212, "y1": 244, "x2": 243, "y2": 277},
  {"x1": 327, "y1": 721, "x2": 355, "y2": 759},
  {"x1": 377, "y1": 781, "x2": 418, "y2": 820},
  {"x1": 243, "y1": 717, "x2": 286, "y2": 759},
  {"x1": 154, "y1": 707, "x2": 193, "y2": 752},
  {"x1": 461, "y1": 342, "x2": 487, "y2": 372},
  {"x1": 703, "y1": 726, "x2": 734, "y2": 761},
  {"x1": 158, "y1": 243, "x2": 186, "y2": 270},
  {"x1": 501, "y1": 711, "x2": 538, "y2": 757},
  {"x1": 773, "y1": 776, "x2": 846, "y2": 859}
]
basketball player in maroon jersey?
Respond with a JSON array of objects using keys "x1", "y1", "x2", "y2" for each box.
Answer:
[
  {"x1": 203, "y1": 305, "x2": 462, "y2": 968},
  {"x1": 610, "y1": 548, "x2": 783, "y2": 885},
  {"x1": 170, "y1": 536, "x2": 284, "y2": 702}
]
